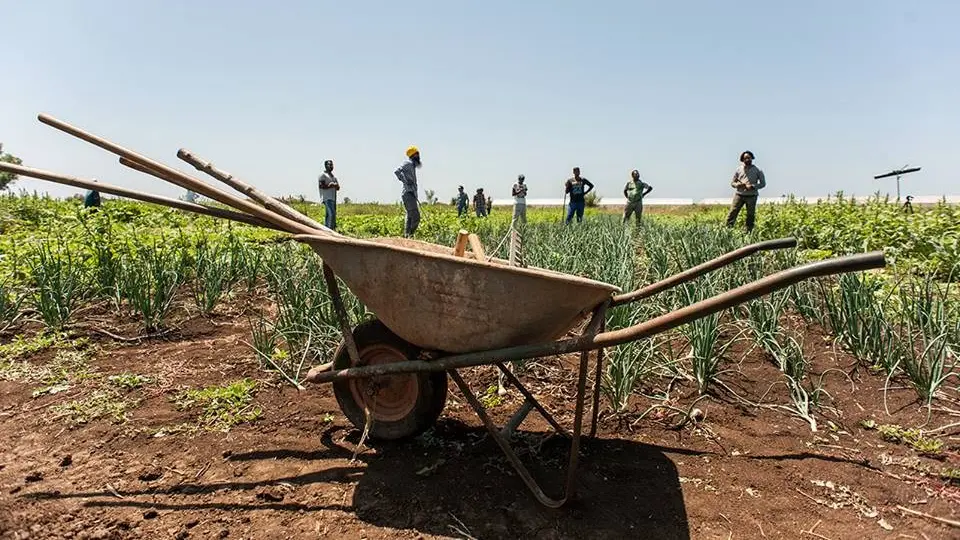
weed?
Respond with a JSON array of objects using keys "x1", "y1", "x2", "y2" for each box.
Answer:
[
  {"x1": 479, "y1": 384, "x2": 503, "y2": 409},
  {"x1": 174, "y1": 378, "x2": 262, "y2": 432},
  {"x1": 107, "y1": 373, "x2": 152, "y2": 390},
  {"x1": 49, "y1": 389, "x2": 138, "y2": 426},
  {"x1": 873, "y1": 423, "x2": 944, "y2": 456}
]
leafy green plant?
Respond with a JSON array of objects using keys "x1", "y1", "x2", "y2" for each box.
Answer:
[
  {"x1": 107, "y1": 373, "x2": 152, "y2": 390},
  {"x1": 49, "y1": 389, "x2": 138, "y2": 426},
  {"x1": 174, "y1": 378, "x2": 262, "y2": 432},
  {"x1": 874, "y1": 423, "x2": 944, "y2": 456}
]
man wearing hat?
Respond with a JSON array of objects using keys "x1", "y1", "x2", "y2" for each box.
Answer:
[
  {"x1": 511, "y1": 174, "x2": 528, "y2": 225},
  {"x1": 726, "y1": 150, "x2": 766, "y2": 232},
  {"x1": 473, "y1": 188, "x2": 488, "y2": 217},
  {"x1": 395, "y1": 146, "x2": 422, "y2": 237},
  {"x1": 318, "y1": 159, "x2": 340, "y2": 230}
]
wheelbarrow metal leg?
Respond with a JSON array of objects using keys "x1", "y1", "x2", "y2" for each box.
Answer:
[
  {"x1": 564, "y1": 345, "x2": 591, "y2": 501},
  {"x1": 589, "y1": 325, "x2": 606, "y2": 438},
  {"x1": 322, "y1": 262, "x2": 362, "y2": 367},
  {"x1": 449, "y1": 369, "x2": 583, "y2": 508},
  {"x1": 495, "y1": 362, "x2": 569, "y2": 438},
  {"x1": 447, "y1": 304, "x2": 607, "y2": 508},
  {"x1": 501, "y1": 398, "x2": 535, "y2": 439}
]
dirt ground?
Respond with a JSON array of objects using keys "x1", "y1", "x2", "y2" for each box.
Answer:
[{"x1": 1, "y1": 299, "x2": 958, "y2": 540}]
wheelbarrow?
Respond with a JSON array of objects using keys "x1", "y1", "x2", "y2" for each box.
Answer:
[{"x1": 1, "y1": 113, "x2": 888, "y2": 508}]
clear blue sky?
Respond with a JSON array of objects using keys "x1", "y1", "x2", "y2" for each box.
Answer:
[{"x1": 1, "y1": 1, "x2": 957, "y2": 203}]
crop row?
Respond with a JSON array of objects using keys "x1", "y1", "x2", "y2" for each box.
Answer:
[{"x1": 0, "y1": 192, "x2": 958, "y2": 428}]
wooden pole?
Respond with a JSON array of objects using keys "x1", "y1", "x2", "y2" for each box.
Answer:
[
  {"x1": 176, "y1": 148, "x2": 332, "y2": 234},
  {"x1": 0, "y1": 161, "x2": 283, "y2": 230},
  {"x1": 36, "y1": 113, "x2": 313, "y2": 234}
]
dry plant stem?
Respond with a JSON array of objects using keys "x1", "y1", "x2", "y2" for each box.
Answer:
[
  {"x1": 89, "y1": 326, "x2": 174, "y2": 342},
  {"x1": 801, "y1": 520, "x2": 834, "y2": 540},
  {"x1": 927, "y1": 420, "x2": 960, "y2": 434},
  {"x1": 243, "y1": 339, "x2": 306, "y2": 390},
  {"x1": 897, "y1": 505, "x2": 960, "y2": 528},
  {"x1": 351, "y1": 403, "x2": 374, "y2": 463}
]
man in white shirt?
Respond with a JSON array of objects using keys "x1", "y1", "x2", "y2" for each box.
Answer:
[{"x1": 318, "y1": 159, "x2": 340, "y2": 231}]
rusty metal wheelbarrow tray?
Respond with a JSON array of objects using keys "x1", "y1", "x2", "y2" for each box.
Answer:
[{"x1": 291, "y1": 233, "x2": 621, "y2": 353}]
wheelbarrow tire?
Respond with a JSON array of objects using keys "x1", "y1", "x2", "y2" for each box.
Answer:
[{"x1": 332, "y1": 319, "x2": 447, "y2": 442}]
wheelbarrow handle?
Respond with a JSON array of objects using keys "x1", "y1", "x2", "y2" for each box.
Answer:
[
  {"x1": 593, "y1": 250, "x2": 884, "y2": 348},
  {"x1": 611, "y1": 236, "x2": 798, "y2": 306},
  {"x1": 308, "y1": 250, "x2": 885, "y2": 384}
]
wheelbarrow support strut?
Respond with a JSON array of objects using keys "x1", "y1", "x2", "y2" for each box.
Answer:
[{"x1": 448, "y1": 301, "x2": 609, "y2": 508}]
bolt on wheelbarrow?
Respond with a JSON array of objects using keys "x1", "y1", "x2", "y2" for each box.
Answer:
[{"x1": 1, "y1": 112, "x2": 888, "y2": 509}]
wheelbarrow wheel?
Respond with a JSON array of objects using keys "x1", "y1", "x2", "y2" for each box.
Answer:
[{"x1": 332, "y1": 319, "x2": 448, "y2": 441}]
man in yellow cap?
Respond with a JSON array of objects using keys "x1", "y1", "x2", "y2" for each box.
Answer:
[{"x1": 395, "y1": 146, "x2": 422, "y2": 237}]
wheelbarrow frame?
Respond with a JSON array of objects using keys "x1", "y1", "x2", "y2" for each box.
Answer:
[
  {"x1": 0, "y1": 112, "x2": 888, "y2": 509},
  {"x1": 308, "y1": 241, "x2": 884, "y2": 508}
]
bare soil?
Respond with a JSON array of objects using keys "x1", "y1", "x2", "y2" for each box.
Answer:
[{"x1": 1, "y1": 300, "x2": 958, "y2": 540}]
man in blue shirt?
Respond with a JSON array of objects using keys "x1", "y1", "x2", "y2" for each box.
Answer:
[
  {"x1": 564, "y1": 167, "x2": 594, "y2": 224},
  {"x1": 395, "y1": 146, "x2": 422, "y2": 237},
  {"x1": 455, "y1": 185, "x2": 468, "y2": 217}
]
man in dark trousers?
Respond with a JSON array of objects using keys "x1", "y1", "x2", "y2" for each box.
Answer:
[
  {"x1": 473, "y1": 188, "x2": 488, "y2": 217},
  {"x1": 564, "y1": 166, "x2": 594, "y2": 224},
  {"x1": 726, "y1": 150, "x2": 766, "y2": 232},
  {"x1": 623, "y1": 169, "x2": 653, "y2": 225},
  {"x1": 318, "y1": 159, "x2": 340, "y2": 230},
  {"x1": 395, "y1": 146, "x2": 422, "y2": 237},
  {"x1": 455, "y1": 185, "x2": 469, "y2": 217},
  {"x1": 84, "y1": 180, "x2": 101, "y2": 210}
]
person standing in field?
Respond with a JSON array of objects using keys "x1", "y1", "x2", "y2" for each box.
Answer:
[
  {"x1": 395, "y1": 146, "x2": 422, "y2": 237},
  {"x1": 564, "y1": 167, "x2": 594, "y2": 224},
  {"x1": 725, "y1": 150, "x2": 766, "y2": 232},
  {"x1": 512, "y1": 174, "x2": 528, "y2": 225},
  {"x1": 456, "y1": 185, "x2": 469, "y2": 217},
  {"x1": 623, "y1": 169, "x2": 653, "y2": 225},
  {"x1": 84, "y1": 180, "x2": 101, "y2": 210},
  {"x1": 474, "y1": 188, "x2": 488, "y2": 217},
  {"x1": 318, "y1": 159, "x2": 340, "y2": 231}
]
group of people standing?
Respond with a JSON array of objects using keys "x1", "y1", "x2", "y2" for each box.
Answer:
[
  {"x1": 316, "y1": 147, "x2": 424, "y2": 236},
  {"x1": 315, "y1": 148, "x2": 767, "y2": 238},
  {"x1": 454, "y1": 185, "x2": 494, "y2": 219}
]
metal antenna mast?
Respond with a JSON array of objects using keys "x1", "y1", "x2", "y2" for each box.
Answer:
[{"x1": 874, "y1": 165, "x2": 921, "y2": 202}]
